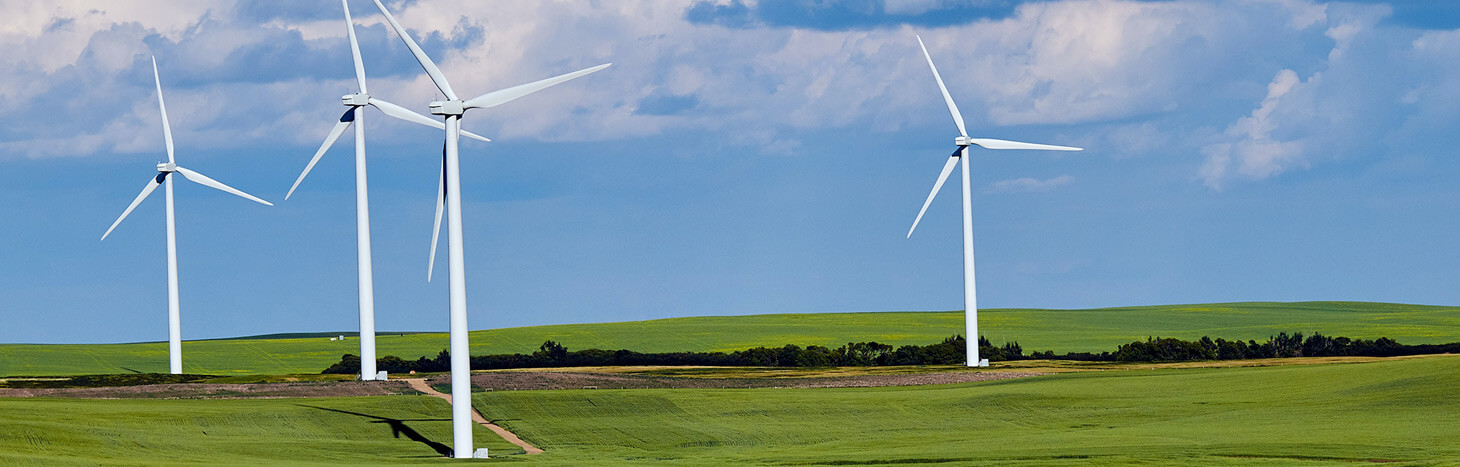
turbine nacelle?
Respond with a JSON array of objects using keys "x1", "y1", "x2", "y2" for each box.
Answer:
[
  {"x1": 955, "y1": 136, "x2": 974, "y2": 147},
  {"x1": 156, "y1": 162, "x2": 178, "y2": 173},
  {"x1": 341, "y1": 93, "x2": 370, "y2": 106},
  {"x1": 429, "y1": 100, "x2": 465, "y2": 116}
]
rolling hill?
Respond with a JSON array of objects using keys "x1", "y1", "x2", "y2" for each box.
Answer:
[{"x1": 3, "y1": 301, "x2": 1459, "y2": 376}]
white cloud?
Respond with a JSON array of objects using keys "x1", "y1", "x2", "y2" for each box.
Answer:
[
  {"x1": 1197, "y1": 2, "x2": 1413, "y2": 190},
  {"x1": 0, "y1": 0, "x2": 1447, "y2": 175},
  {"x1": 1199, "y1": 69, "x2": 1310, "y2": 189},
  {"x1": 988, "y1": 174, "x2": 1073, "y2": 193},
  {"x1": 1273, "y1": 0, "x2": 1327, "y2": 30}
]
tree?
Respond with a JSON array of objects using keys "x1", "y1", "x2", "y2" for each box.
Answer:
[
  {"x1": 535, "y1": 341, "x2": 568, "y2": 363},
  {"x1": 322, "y1": 354, "x2": 361, "y2": 374}
]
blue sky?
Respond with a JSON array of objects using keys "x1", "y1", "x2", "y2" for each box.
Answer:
[{"x1": 3, "y1": 0, "x2": 1460, "y2": 344}]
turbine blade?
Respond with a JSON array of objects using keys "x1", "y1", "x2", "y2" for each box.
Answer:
[
  {"x1": 369, "y1": 98, "x2": 491, "y2": 142},
  {"x1": 463, "y1": 63, "x2": 612, "y2": 110},
  {"x1": 174, "y1": 166, "x2": 274, "y2": 206},
  {"x1": 371, "y1": 0, "x2": 456, "y2": 100},
  {"x1": 102, "y1": 174, "x2": 165, "y2": 241},
  {"x1": 152, "y1": 56, "x2": 175, "y2": 163},
  {"x1": 287, "y1": 110, "x2": 355, "y2": 200},
  {"x1": 916, "y1": 35, "x2": 967, "y2": 138},
  {"x1": 342, "y1": 0, "x2": 368, "y2": 94},
  {"x1": 369, "y1": 97, "x2": 439, "y2": 128},
  {"x1": 907, "y1": 150, "x2": 962, "y2": 238},
  {"x1": 967, "y1": 138, "x2": 1083, "y2": 151},
  {"x1": 428, "y1": 148, "x2": 445, "y2": 281},
  {"x1": 460, "y1": 129, "x2": 492, "y2": 143}
]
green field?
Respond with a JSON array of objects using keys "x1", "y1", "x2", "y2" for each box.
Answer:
[
  {"x1": 475, "y1": 355, "x2": 1460, "y2": 465},
  {"x1": 4, "y1": 355, "x2": 1456, "y2": 464},
  {"x1": 4, "y1": 301, "x2": 1459, "y2": 376},
  {"x1": 0, "y1": 394, "x2": 518, "y2": 465}
]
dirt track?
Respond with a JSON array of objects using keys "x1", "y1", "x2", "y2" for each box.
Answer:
[
  {"x1": 403, "y1": 378, "x2": 544, "y2": 454},
  {"x1": 0, "y1": 369, "x2": 1041, "y2": 399}
]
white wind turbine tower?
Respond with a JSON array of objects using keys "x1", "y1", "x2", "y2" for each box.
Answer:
[
  {"x1": 905, "y1": 35, "x2": 1082, "y2": 367},
  {"x1": 284, "y1": 0, "x2": 489, "y2": 382},
  {"x1": 101, "y1": 57, "x2": 274, "y2": 374},
  {"x1": 371, "y1": 0, "x2": 611, "y2": 458}
]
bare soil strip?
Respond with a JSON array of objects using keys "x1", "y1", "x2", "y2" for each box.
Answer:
[
  {"x1": 0, "y1": 368, "x2": 1041, "y2": 400},
  {"x1": 403, "y1": 378, "x2": 544, "y2": 455},
  {"x1": 456, "y1": 369, "x2": 1042, "y2": 391},
  {"x1": 0, "y1": 379, "x2": 416, "y2": 399}
]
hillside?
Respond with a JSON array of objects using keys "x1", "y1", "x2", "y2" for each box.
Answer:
[
  {"x1": 3, "y1": 301, "x2": 1458, "y2": 376},
  {"x1": 2, "y1": 356, "x2": 1457, "y2": 463}
]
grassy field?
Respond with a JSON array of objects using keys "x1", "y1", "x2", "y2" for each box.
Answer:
[
  {"x1": 0, "y1": 394, "x2": 518, "y2": 465},
  {"x1": 4, "y1": 301, "x2": 1459, "y2": 376},
  {"x1": 1, "y1": 355, "x2": 1457, "y2": 464},
  {"x1": 475, "y1": 354, "x2": 1460, "y2": 465}
]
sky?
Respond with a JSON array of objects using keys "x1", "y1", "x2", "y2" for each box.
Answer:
[{"x1": 3, "y1": 0, "x2": 1460, "y2": 344}]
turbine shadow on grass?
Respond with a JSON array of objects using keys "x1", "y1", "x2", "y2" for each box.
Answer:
[{"x1": 298, "y1": 405, "x2": 452, "y2": 456}]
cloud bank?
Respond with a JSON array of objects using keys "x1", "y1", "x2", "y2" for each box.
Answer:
[{"x1": 0, "y1": 0, "x2": 1456, "y2": 193}]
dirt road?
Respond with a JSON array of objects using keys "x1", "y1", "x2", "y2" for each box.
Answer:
[{"x1": 403, "y1": 378, "x2": 544, "y2": 455}]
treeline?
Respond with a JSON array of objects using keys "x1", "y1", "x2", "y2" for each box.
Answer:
[
  {"x1": 1027, "y1": 332, "x2": 1460, "y2": 362},
  {"x1": 322, "y1": 332, "x2": 1460, "y2": 373},
  {"x1": 1099, "y1": 332, "x2": 1460, "y2": 362},
  {"x1": 326, "y1": 336, "x2": 999, "y2": 374}
]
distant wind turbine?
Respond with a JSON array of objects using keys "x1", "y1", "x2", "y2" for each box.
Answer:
[
  {"x1": 101, "y1": 57, "x2": 274, "y2": 375},
  {"x1": 283, "y1": 0, "x2": 488, "y2": 382},
  {"x1": 905, "y1": 35, "x2": 1082, "y2": 367},
  {"x1": 371, "y1": 0, "x2": 611, "y2": 458}
]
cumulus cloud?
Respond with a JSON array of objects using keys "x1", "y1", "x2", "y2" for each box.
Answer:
[
  {"x1": 1199, "y1": 69, "x2": 1309, "y2": 189},
  {"x1": 987, "y1": 174, "x2": 1073, "y2": 193},
  {"x1": 0, "y1": 0, "x2": 1453, "y2": 180},
  {"x1": 0, "y1": 1, "x2": 1315, "y2": 159},
  {"x1": 1196, "y1": 2, "x2": 1423, "y2": 190}
]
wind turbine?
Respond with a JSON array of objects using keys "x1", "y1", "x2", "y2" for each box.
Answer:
[
  {"x1": 905, "y1": 35, "x2": 1082, "y2": 367},
  {"x1": 371, "y1": 0, "x2": 611, "y2": 458},
  {"x1": 101, "y1": 56, "x2": 274, "y2": 375},
  {"x1": 284, "y1": 0, "x2": 489, "y2": 382}
]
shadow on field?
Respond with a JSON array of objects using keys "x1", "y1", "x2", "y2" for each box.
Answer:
[{"x1": 298, "y1": 405, "x2": 452, "y2": 456}]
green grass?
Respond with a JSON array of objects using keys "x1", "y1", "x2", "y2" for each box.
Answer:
[
  {"x1": 473, "y1": 354, "x2": 1460, "y2": 465},
  {"x1": 5, "y1": 301, "x2": 1460, "y2": 376},
  {"x1": 0, "y1": 395, "x2": 519, "y2": 465},
  {"x1": 2, "y1": 356, "x2": 1457, "y2": 464}
]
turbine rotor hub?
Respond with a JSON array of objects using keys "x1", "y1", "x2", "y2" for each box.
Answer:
[
  {"x1": 955, "y1": 136, "x2": 974, "y2": 147},
  {"x1": 341, "y1": 93, "x2": 370, "y2": 106},
  {"x1": 430, "y1": 99, "x2": 465, "y2": 116},
  {"x1": 156, "y1": 162, "x2": 177, "y2": 173}
]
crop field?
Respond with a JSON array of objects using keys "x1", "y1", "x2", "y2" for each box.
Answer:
[
  {"x1": 0, "y1": 394, "x2": 517, "y2": 465},
  {"x1": 3, "y1": 301, "x2": 1459, "y2": 376},
  {"x1": 2, "y1": 355, "x2": 1455, "y2": 464},
  {"x1": 475, "y1": 354, "x2": 1460, "y2": 465}
]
